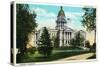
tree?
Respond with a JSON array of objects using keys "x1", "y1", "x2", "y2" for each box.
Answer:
[
  {"x1": 70, "y1": 31, "x2": 85, "y2": 47},
  {"x1": 82, "y1": 7, "x2": 96, "y2": 42},
  {"x1": 16, "y1": 4, "x2": 37, "y2": 54},
  {"x1": 37, "y1": 27, "x2": 53, "y2": 56},
  {"x1": 91, "y1": 43, "x2": 96, "y2": 51},
  {"x1": 70, "y1": 38, "x2": 75, "y2": 46},
  {"x1": 85, "y1": 40, "x2": 91, "y2": 48}
]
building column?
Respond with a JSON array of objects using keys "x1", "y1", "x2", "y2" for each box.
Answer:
[
  {"x1": 66, "y1": 32, "x2": 68, "y2": 45},
  {"x1": 69, "y1": 32, "x2": 71, "y2": 45},
  {"x1": 70, "y1": 32, "x2": 72, "y2": 39},
  {"x1": 68, "y1": 32, "x2": 70, "y2": 46},
  {"x1": 59, "y1": 30, "x2": 62, "y2": 47},
  {"x1": 64, "y1": 32, "x2": 66, "y2": 46},
  {"x1": 68, "y1": 32, "x2": 69, "y2": 45}
]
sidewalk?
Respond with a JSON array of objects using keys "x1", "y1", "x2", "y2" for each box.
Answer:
[{"x1": 57, "y1": 53, "x2": 94, "y2": 61}]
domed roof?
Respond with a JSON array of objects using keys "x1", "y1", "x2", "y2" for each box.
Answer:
[{"x1": 58, "y1": 6, "x2": 65, "y2": 17}]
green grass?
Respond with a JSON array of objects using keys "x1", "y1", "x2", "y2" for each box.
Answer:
[
  {"x1": 17, "y1": 46, "x2": 91, "y2": 63},
  {"x1": 54, "y1": 46, "x2": 82, "y2": 50}
]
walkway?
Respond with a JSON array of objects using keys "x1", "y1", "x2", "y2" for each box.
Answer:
[{"x1": 57, "y1": 53, "x2": 94, "y2": 61}]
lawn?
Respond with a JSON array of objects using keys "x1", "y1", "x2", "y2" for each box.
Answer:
[
  {"x1": 17, "y1": 46, "x2": 92, "y2": 63},
  {"x1": 54, "y1": 46, "x2": 82, "y2": 50}
]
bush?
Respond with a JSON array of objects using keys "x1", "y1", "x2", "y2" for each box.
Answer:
[
  {"x1": 91, "y1": 43, "x2": 96, "y2": 52},
  {"x1": 26, "y1": 47, "x2": 36, "y2": 54},
  {"x1": 85, "y1": 40, "x2": 91, "y2": 48},
  {"x1": 38, "y1": 46, "x2": 53, "y2": 57}
]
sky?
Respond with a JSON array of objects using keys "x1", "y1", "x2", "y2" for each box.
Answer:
[
  {"x1": 29, "y1": 4, "x2": 85, "y2": 30},
  {"x1": 28, "y1": 4, "x2": 95, "y2": 45}
]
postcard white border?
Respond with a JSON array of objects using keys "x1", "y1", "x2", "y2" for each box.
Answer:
[{"x1": 13, "y1": 1, "x2": 97, "y2": 66}]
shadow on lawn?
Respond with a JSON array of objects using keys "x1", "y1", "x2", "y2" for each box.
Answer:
[
  {"x1": 17, "y1": 50, "x2": 91, "y2": 63},
  {"x1": 16, "y1": 46, "x2": 96, "y2": 63}
]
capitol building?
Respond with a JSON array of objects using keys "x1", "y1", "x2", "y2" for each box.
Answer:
[{"x1": 27, "y1": 6, "x2": 86, "y2": 48}]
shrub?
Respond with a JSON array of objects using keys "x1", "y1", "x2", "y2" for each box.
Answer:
[
  {"x1": 91, "y1": 43, "x2": 96, "y2": 52},
  {"x1": 27, "y1": 47, "x2": 36, "y2": 54},
  {"x1": 85, "y1": 40, "x2": 91, "y2": 48}
]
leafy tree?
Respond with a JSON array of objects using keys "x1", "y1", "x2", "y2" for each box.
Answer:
[
  {"x1": 37, "y1": 27, "x2": 53, "y2": 56},
  {"x1": 91, "y1": 43, "x2": 96, "y2": 51},
  {"x1": 70, "y1": 38, "x2": 75, "y2": 46},
  {"x1": 85, "y1": 40, "x2": 91, "y2": 48},
  {"x1": 16, "y1": 4, "x2": 37, "y2": 54},
  {"x1": 82, "y1": 7, "x2": 96, "y2": 42},
  {"x1": 70, "y1": 31, "x2": 85, "y2": 47}
]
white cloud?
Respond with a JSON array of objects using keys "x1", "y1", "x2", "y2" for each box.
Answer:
[
  {"x1": 64, "y1": 12, "x2": 85, "y2": 30},
  {"x1": 31, "y1": 7, "x2": 57, "y2": 30},
  {"x1": 37, "y1": 19, "x2": 56, "y2": 30},
  {"x1": 32, "y1": 7, "x2": 56, "y2": 19},
  {"x1": 65, "y1": 12, "x2": 84, "y2": 21}
]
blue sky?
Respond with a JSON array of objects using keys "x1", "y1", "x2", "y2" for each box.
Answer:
[{"x1": 29, "y1": 4, "x2": 85, "y2": 30}]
